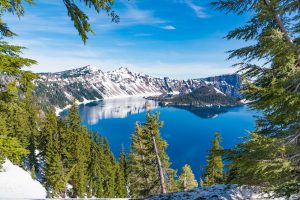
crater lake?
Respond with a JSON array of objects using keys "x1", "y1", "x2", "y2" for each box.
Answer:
[{"x1": 61, "y1": 97, "x2": 258, "y2": 180}]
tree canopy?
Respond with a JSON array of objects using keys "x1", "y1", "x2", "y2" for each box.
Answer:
[{"x1": 212, "y1": 0, "x2": 300, "y2": 195}]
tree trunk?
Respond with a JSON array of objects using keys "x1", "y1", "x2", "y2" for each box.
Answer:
[{"x1": 151, "y1": 131, "x2": 167, "y2": 194}]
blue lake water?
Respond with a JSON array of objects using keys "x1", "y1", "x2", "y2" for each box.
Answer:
[{"x1": 73, "y1": 97, "x2": 257, "y2": 180}]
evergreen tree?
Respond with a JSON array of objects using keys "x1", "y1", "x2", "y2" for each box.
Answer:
[
  {"x1": 115, "y1": 147, "x2": 127, "y2": 197},
  {"x1": 6, "y1": 99, "x2": 30, "y2": 146},
  {"x1": 178, "y1": 164, "x2": 198, "y2": 191},
  {"x1": 24, "y1": 94, "x2": 40, "y2": 176},
  {"x1": 0, "y1": 94, "x2": 28, "y2": 168},
  {"x1": 128, "y1": 122, "x2": 158, "y2": 198},
  {"x1": 95, "y1": 134, "x2": 105, "y2": 198},
  {"x1": 212, "y1": 0, "x2": 300, "y2": 194},
  {"x1": 166, "y1": 169, "x2": 179, "y2": 193},
  {"x1": 64, "y1": 100, "x2": 89, "y2": 198},
  {"x1": 203, "y1": 132, "x2": 223, "y2": 186},
  {"x1": 226, "y1": 133, "x2": 296, "y2": 195},
  {"x1": 0, "y1": 133, "x2": 29, "y2": 167},
  {"x1": 43, "y1": 109, "x2": 64, "y2": 198},
  {"x1": 102, "y1": 137, "x2": 117, "y2": 198},
  {"x1": 128, "y1": 113, "x2": 173, "y2": 198},
  {"x1": 87, "y1": 132, "x2": 100, "y2": 197},
  {"x1": 119, "y1": 145, "x2": 128, "y2": 182}
]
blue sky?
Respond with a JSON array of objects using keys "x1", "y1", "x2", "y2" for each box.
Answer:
[{"x1": 4, "y1": 0, "x2": 250, "y2": 78}]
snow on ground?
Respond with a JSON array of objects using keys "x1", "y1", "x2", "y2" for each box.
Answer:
[
  {"x1": 0, "y1": 159, "x2": 46, "y2": 199},
  {"x1": 146, "y1": 184, "x2": 299, "y2": 200}
]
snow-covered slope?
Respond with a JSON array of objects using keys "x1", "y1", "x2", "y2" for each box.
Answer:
[
  {"x1": 33, "y1": 66, "x2": 241, "y2": 110},
  {"x1": 34, "y1": 66, "x2": 206, "y2": 109},
  {"x1": 146, "y1": 184, "x2": 298, "y2": 200},
  {"x1": 0, "y1": 159, "x2": 46, "y2": 198}
]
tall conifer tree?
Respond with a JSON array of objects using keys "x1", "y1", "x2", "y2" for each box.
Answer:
[
  {"x1": 128, "y1": 113, "x2": 173, "y2": 198},
  {"x1": 64, "y1": 100, "x2": 89, "y2": 197},
  {"x1": 203, "y1": 132, "x2": 223, "y2": 186},
  {"x1": 43, "y1": 109, "x2": 64, "y2": 197},
  {"x1": 102, "y1": 137, "x2": 117, "y2": 198},
  {"x1": 178, "y1": 164, "x2": 198, "y2": 191},
  {"x1": 211, "y1": 0, "x2": 300, "y2": 195},
  {"x1": 115, "y1": 147, "x2": 127, "y2": 197}
]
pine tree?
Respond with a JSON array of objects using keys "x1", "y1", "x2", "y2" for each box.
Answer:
[
  {"x1": 166, "y1": 169, "x2": 179, "y2": 193},
  {"x1": 211, "y1": 0, "x2": 300, "y2": 195},
  {"x1": 128, "y1": 113, "x2": 173, "y2": 198},
  {"x1": 43, "y1": 109, "x2": 64, "y2": 198},
  {"x1": 102, "y1": 137, "x2": 117, "y2": 198},
  {"x1": 95, "y1": 134, "x2": 105, "y2": 198},
  {"x1": 0, "y1": 133, "x2": 29, "y2": 168},
  {"x1": 87, "y1": 132, "x2": 100, "y2": 197},
  {"x1": 65, "y1": 101, "x2": 89, "y2": 198},
  {"x1": 0, "y1": 114, "x2": 8, "y2": 136},
  {"x1": 203, "y1": 132, "x2": 223, "y2": 186},
  {"x1": 226, "y1": 133, "x2": 295, "y2": 194},
  {"x1": 0, "y1": 113, "x2": 29, "y2": 167},
  {"x1": 128, "y1": 122, "x2": 158, "y2": 198},
  {"x1": 178, "y1": 164, "x2": 198, "y2": 191},
  {"x1": 24, "y1": 94, "x2": 40, "y2": 176},
  {"x1": 115, "y1": 147, "x2": 127, "y2": 197},
  {"x1": 6, "y1": 100, "x2": 30, "y2": 146},
  {"x1": 119, "y1": 145, "x2": 128, "y2": 182},
  {"x1": 144, "y1": 113, "x2": 167, "y2": 194}
]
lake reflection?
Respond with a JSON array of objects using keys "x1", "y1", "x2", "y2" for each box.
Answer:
[{"x1": 79, "y1": 97, "x2": 159, "y2": 125}]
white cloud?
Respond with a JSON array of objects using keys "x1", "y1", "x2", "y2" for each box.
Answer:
[
  {"x1": 161, "y1": 25, "x2": 176, "y2": 30},
  {"x1": 92, "y1": 1, "x2": 168, "y2": 33},
  {"x1": 185, "y1": 0, "x2": 209, "y2": 18},
  {"x1": 122, "y1": 4, "x2": 166, "y2": 25}
]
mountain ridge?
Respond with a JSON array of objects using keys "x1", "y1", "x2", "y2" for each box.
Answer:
[
  {"x1": 27, "y1": 66, "x2": 242, "y2": 110},
  {"x1": 33, "y1": 66, "x2": 242, "y2": 110}
]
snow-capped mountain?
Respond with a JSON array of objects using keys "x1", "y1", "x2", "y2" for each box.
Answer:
[
  {"x1": 202, "y1": 74, "x2": 242, "y2": 98},
  {"x1": 32, "y1": 66, "x2": 241, "y2": 109}
]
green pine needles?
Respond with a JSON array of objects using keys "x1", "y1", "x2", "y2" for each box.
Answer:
[
  {"x1": 203, "y1": 132, "x2": 224, "y2": 186},
  {"x1": 178, "y1": 164, "x2": 198, "y2": 191},
  {"x1": 212, "y1": 0, "x2": 300, "y2": 196},
  {"x1": 128, "y1": 113, "x2": 173, "y2": 198}
]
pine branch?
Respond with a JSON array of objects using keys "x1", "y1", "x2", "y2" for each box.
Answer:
[{"x1": 263, "y1": 0, "x2": 294, "y2": 46}]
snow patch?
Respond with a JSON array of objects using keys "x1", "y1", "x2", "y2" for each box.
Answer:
[
  {"x1": 0, "y1": 159, "x2": 46, "y2": 198},
  {"x1": 214, "y1": 87, "x2": 225, "y2": 95}
]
